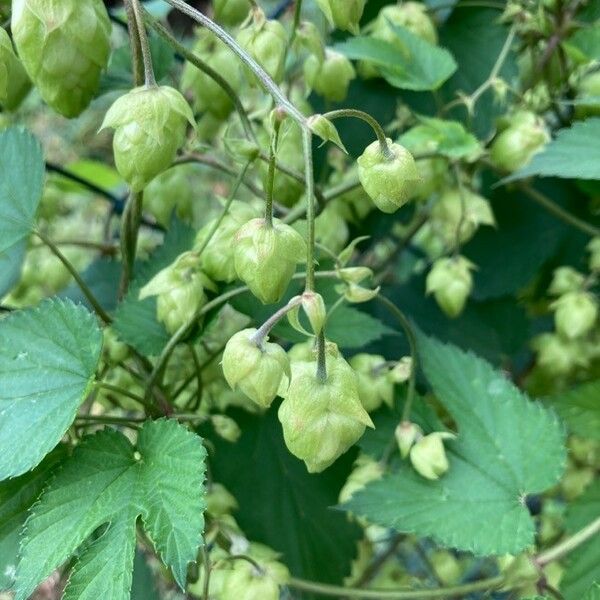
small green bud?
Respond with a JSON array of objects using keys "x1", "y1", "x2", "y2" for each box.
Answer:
[
  {"x1": 288, "y1": 292, "x2": 327, "y2": 336},
  {"x1": 388, "y1": 356, "x2": 413, "y2": 384},
  {"x1": 195, "y1": 200, "x2": 259, "y2": 282},
  {"x1": 410, "y1": 431, "x2": 456, "y2": 480},
  {"x1": 315, "y1": 0, "x2": 367, "y2": 34},
  {"x1": 587, "y1": 237, "x2": 600, "y2": 272},
  {"x1": 551, "y1": 291, "x2": 598, "y2": 339},
  {"x1": 213, "y1": 0, "x2": 252, "y2": 26},
  {"x1": 395, "y1": 421, "x2": 423, "y2": 459},
  {"x1": 0, "y1": 28, "x2": 31, "y2": 111},
  {"x1": 237, "y1": 10, "x2": 287, "y2": 83},
  {"x1": 278, "y1": 352, "x2": 374, "y2": 473},
  {"x1": 222, "y1": 328, "x2": 290, "y2": 408},
  {"x1": 548, "y1": 266, "x2": 585, "y2": 296},
  {"x1": 233, "y1": 218, "x2": 307, "y2": 304},
  {"x1": 339, "y1": 455, "x2": 384, "y2": 504},
  {"x1": 490, "y1": 111, "x2": 549, "y2": 172},
  {"x1": 342, "y1": 283, "x2": 380, "y2": 304},
  {"x1": 211, "y1": 414, "x2": 242, "y2": 443},
  {"x1": 304, "y1": 49, "x2": 356, "y2": 103},
  {"x1": 101, "y1": 86, "x2": 195, "y2": 192},
  {"x1": 357, "y1": 139, "x2": 420, "y2": 213},
  {"x1": 12, "y1": 0, "x2": 110, "y2": 117},
  {"x1": 426, "y1": 256, "x2": 475, "y2": 318},
  {"x1": 349, "y1": 353, "x2": 394, "y2": 412},
  {"x1": 307, "y1": 114, "x2": 347, "y2": 152},
  {"x1": 430, "y1": 550, "x2": 462, "y2": 586},
  {"x1": 337, "y1": 266, "x2": 373, "y2": 285}
]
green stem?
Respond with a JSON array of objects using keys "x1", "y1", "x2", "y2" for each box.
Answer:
[
  {"x1": 265, "y1": 119, "x2": 281, "y2": 225},
  {"x1": 303, "y1": 128, "x2": 316, "y2": 291},
  {"x1": 315, "y1": 329, "x2": 327, "y2": 382},
  {"x1": 124, "y1": 0, "x2": 144, "y2": 86},
  {"x1": 130, "y1": 0, "x2": 156, "y2": 86},
  {"x1": 536, "y1": 516, "x2": 600, "y2": 566},
  {"x1": 284, "y1": 0, "x2": 303, "y2": 61},
  {"x1": 95, "y1": 381, "x2": 150, "y2": 409},
  {"x1": 287, "y1": 575, "x2": 506, "y2": 599},
  {"x1": 376, "y1": 295, "x2": 418, "y2": 422},
  {"x1": 324, "y1": 109, "x2": 392, "y2": 158},
  {"x1": 119, "y1": 190, "x2": 144, "y2": 298},
  {"x1": 145, "y1": 15, "x2": 256, "y2": 142},
  {"x1": 163, "y1": 0, "x2": 306, "y2": 126},
  {"x1": 34, "y1": 229, "x2": 111, "y2": 324},
  {"x1": 250, "y1": 296, "x2": 303, "y2": 346}
]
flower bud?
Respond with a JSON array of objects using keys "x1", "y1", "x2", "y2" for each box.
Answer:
[
  {"x1": 395, "y1": 421, "x2": 423, "y2": 458},
  {"x1": 388, "y1": 356, "x2": 413, "y2": 384},
  {"x1": 211, "y1": 414, "x2": 242, "y2": 443},
  {"x1": 12, "y1": 0, "x2": 110, "y2": 117},
  {"x1": 588, "y1": 237, "x2": 600, "y2": 272},
  {"x1": 213, "y1": 0, "x2": 252, "y2": 26},
  {"x1": 0, "y1": 28, "x2": 30, "y2": 111},
  {"x1": 194, "y1": 200, "x2": 259, "y2": 282},
  {"x1": 315, "y1": 0, "x2": 367, "y2": 34},
  {"x1": 139, "y1": 252, "x2": 214, "y2": 334},
  {"x1": 552, "y1": 291, "x2": 598, "y2": 339},
  {"x1": 304, "y1": 49, "x2": 356, "y2": 103},
  {"x1": 222, "y1": 328, "x2": 290, "y2": 408},
  {"x1": 291, "y1": 292, "x2": 327, "y2": 335},
  {"x1": 410, "y1": 432, "x2": 456, "y2": 480},
  {"x1": 548, "y1": 266, "x2": 585, "y2": 296},
  {"x1": 237, "y1": 10, "x2": 287, "y2": 83},
  {"x1": 307, "y1": 114, "x2": 347, "y2": 152},
  {"x1": 101, "y1": 86, "x2": 195, "y2": 191},
  {"x1": 278, "y1": 352, "x2": 374, "y2": 473},
  {"x1": 490, "y1": 111, "x2": 549, "y2": 172},
  {"x1": 426, "y1": 256, "x2": 475, "y2": 318},
  {"x1": 233, "y1": 218, "x2": 307, "y2": 304},
  {"x1": 349, "y1": 353, "x2": 394, "y2": 412},
  {"x1": 342, "y1": 283, "x2": 380, "y2": 304},
  {"x1": 357, "y1": 139, "x2": 420, "y2": 213}
]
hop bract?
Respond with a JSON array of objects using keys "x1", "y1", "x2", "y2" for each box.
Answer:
[
  {"x1": 395, "y1": 421, "x2": 423, "y2": 459},
  {"x1": 410, "y1": 432, "x2": 456, "y2": 480},
  {"x1": 101, "y1": 86, "x2": 195, "y2": 192},
  {"x1": 551, "y1": 291, "x2": 598, "y2": 340},
  {"x1": 278, "y1": 351, "x2": 374, "y2": 473},
  {"x1": 357, "y1": 139, "x2": 420, "y2": 213},
  {"x1": 349, "y1": 353, "x2": 394, "y2": 412},
  {"x1": 304, "y1": 49, "x2": 356, "y2": 103},
  {"x1": 426, "y1": 256, "x2": 475, "y2": 318},
  {"x1": 12, "y1": 0, "x2": 110, "y2": 117},
  {"x1": 370, "y1": 2, "x2": 438, "y2": 44},
  {"x1": 315, "y1": 0, "x2": 367, "y2": 34},
  {"x1": 233, "y1": 218, "x2": 307, "y2": 304},
  {"x1": 0, "y1": 28, "x2": 30, "y2": 111},
  {"x1": 222, "y1": 328, "x2": 290, "y2": 409},
  {"x1": 213, "y1": 0, "x2": 252, "y2": 26}
]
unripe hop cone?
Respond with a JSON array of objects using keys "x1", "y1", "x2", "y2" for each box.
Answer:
[
  {"x1": 12, "y1": 0, "x2": 110, "y2": 118},
  {"x1": 101, "y1": 86, "x2": 195, "y2": 191}
]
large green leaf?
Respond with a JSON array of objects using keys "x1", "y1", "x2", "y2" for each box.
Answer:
[
  {"x1": 546, "y1": 380, "x2": 600, "y2": 440},
  {"x1": 0, "y1": 238, "x2": 26, "y2": 297},
  {"x1": 344, "y1": 333, "x2": 566, "y2": 555},
  {"x1": 564, "y1": 26, "x2": 600, "y2": 62},
  {"x1": 506, "y1": 119, "x2": 600, "y2": 182},
  {"x1": 561, "y1": 481, "x2": 600, "y2": 600},
  {"x1": 334, "y1": 26, "x2": 456, "y2": 91},
  {"x1": 0, "y1": 299, "x2": 102, "y2": 481},
  {"x1": 15, "y1": 420, "x2": 206, "y2": 600}
]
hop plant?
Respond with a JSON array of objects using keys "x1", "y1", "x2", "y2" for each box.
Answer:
[
  {"x1": 410, "y1": 432, "x2": 456, "y2": 480},
  {"x1": 348, "y1": 353, "x2": 394, "y2": 412},
  {"x1": 426, "y1": 256, "x2": 475, "y2": 318},
  {"x1": 101, "y1": 86, "x2": 195, "y2": 192},
  {"x1": 0, "y1": 27, "x2": 30, "y2": 111},
  {"x1": 11, "y1": 0, "x2": 110, "y2": 117},
  {"x1": 548, "y1": 266, "x2": 585, "y2": 296},
  {"x1": 143, "y1": 165, "x2": 196, "y2": 227},
  {"x1": 278, "y1": 348, "x2": 374, "y2": 473},
  {"x1": 574, "y1": 71, "x2": 600, "y2": 119},
  {"x1": 303, "y1": 49, "x2": 356, "y2": 103},
  {"x1": 213, "y1": 0, "x2": 252, "y2": 26},
  {"x1": 357, "y1": 139, "x2": 421, "y2": 213},
  {"x1": 551, "y1": 291, "x2": 598, "y2": 340},
  {"x1": 233, "y1": 217, "x2": 307, "y2": 304},
  {"x1": 315, "y1": 0, "x2": 367, "y2": 34},
  {"x1": 222, "y1": 328, "x2": 290, "y2": 408},
  {"x1": 369, "y1": 2, "x2": 438, "y2": 44},
  {"x1": 395, "y1": 421, "x2": 423, "y2": 458},
  {"x1": 339, "y1": 455, "x2": 384, "y2": 504}
]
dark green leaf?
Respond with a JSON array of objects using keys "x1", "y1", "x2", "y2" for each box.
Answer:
[{"x1": 546, "y1": 380, "x2": 600, "y2": 440}]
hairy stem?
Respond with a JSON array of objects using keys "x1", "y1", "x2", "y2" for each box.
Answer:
[
  {"x1": 124, "y1": 0, "x2": 144, "y2": 86},
  {"x1": 130, "y1": 0, "x2": 156, "y2": 86},
  {"x1": 265, "y1": 119, "x2": 281, "y2": 225},
  {"x1": 303, "y1": 128, "x2": 316, "y2": 291},
  {"x1": 537, "y1": 516, "x2": 600, "y2": 566},
  {"x1": 119, "y1": 190, "x2": 143, "y2": 298}
]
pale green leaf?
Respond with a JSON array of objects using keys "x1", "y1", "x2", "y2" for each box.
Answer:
[
  {"x1": 15, "y1": 420, "x2": 206, "y2": 600},
  {"x1": 0, "y1": 299, "x2": 102, "y2": 481},
  {"x1": 546, "y1": 380, "x2": 600, "y2": 440},
  {"x1": 0, "y1": 238, "x2": 26, "y2": 297},
  {"x1": 334, "y1": 26, "x2": 456, "y2": 91},
  {"x1": 564, "y1": 27, "x2": 600, "y2": 62},
  {"x1": 345, "y1": 333, "x2": 566, "y2": 555},
  {"x1": 505, "y1": 118, "x2": 600, "y2": 182},
  {"x1": 0, "y1": 127, "x2": 43, "y2": 255},
  {"x1": 583, "y1": 584, "x2": 600, "y2": 600}
]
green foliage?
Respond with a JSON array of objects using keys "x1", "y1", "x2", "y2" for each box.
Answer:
[
  {"x1": 546, "y1": 380, "x2": 600, "y2": 440},
  {"x1": 15, "y1": 420, "x2": 206, "y2": 600},
  {"x1": 0, "y1": 299, "x2": 102, "y2": 481}
]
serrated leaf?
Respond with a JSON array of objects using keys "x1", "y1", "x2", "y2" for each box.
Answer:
[
  {"x1": 15, "y1": 420, "x2": 206, "y2": 600},
  {"x1": 505, "y1": 119, "x2": 600, "y2": 182},
  {"x1": 0, "y1": 238, "x2": 26, "y2": 297},
  {"x1": 546, "y1": 380, "x2": 600, "y2": 440},
  {"x1": 345, "y1": 333, "x2": 566, "y2": 556},
  {"x1": 0, "y1": 127, "x2": 43, "y2": 255},
  {"x1": 334, "y1": 26, "x2": 456, "y2": 91},
  {"x1": 561, "y1": 481, "x2": 600, "y2": 600},
  {"x1": 0, "y1": 299, "x2": 102, "y2": 481}
]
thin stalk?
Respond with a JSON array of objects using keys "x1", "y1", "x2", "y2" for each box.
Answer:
[
  {"x1": 315, "y1": 329, "x2": 327, "y2": 382},
  {"x1": 95, "y1": 381, "x2": 150, "y2": 409},
  {"x1": 265, "y1": 120, "x2": 282, "y2": 225},
  {"x1": 46, "y1": 162, "x2": 121, "y2": 204},
  {"x1": 249, "y1": 296, "x2": 303, "y2": 345},
  {"x1": 124, "y1": 0, "x2": 144, "y2": 86},
  {"x1": 130, "y1": 0, "x2": 156, "y2": 86},
  {"x1": 536, "y1": 516, "x2": 600, "y2": 566},
  {"x1": 303, "y1": 128, "x2": 316, "y2": 291},
  {"x1": 34, "y1": 229, "x2": 111, "y2": 324},
  {"x1": 119, "y1": 190, "x2": 144, "y2": 298}
]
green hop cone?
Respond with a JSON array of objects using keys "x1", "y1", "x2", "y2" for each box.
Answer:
[
  {"x1": 551, "y1": 291, "x2": 598, "y2": 340},
  {"x1": 303, "y1": 49, "x2": 356, "y2": 103},
  {"x1": 357, "y1": 139, "x2": 420, "y2": 213},
  {"x1": 348, "y1": 353, "x2": 394, "y2": 412},
  {"x1": 315, "y1": 0, "x2": 366, "y2": 34},
  {"x1": 213, "y1": 0, "x2": 252, "y2": 26},
  {"x1": 426, "y1": 256, "x2": 475, "y2": 318},
  {"x1": 410, "y1": 431, "x2": 456, "y2": 480},
  {"x1": 532, "y1": 333, "x2": 589, "y2": 375},
  {"x1": 222, "y1": 328, "x2": 290, "y2": 409},
  {"x1": 237, "y1": 10, "x2": 287, "y2": 83},
  {"x1": 548, "y1": 266, "x2": 585, "y2": 296},
  {"x1": 101, "y1": 85, "x2": 195, "y2": 192},
  {"x1": 371, "y1": 2, "x2": 438, "y2": 45},
  {"x1": 0, "y1": 27, "x2": 31, "y2": 110},
  {"x1": 489, "y1": 111, "x2": 549, "y2": 172},
  {"x1": 278, "y1": 350, "x2": 374, "y2": 473},
  {"x1": 233, "y1": 217, "x2": 307, "y2": 304},
  {"x1": 12, "y1": 0, "x2": 110, "y2": 117}
]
